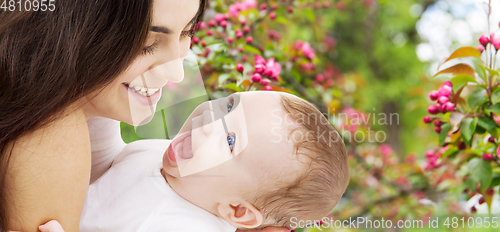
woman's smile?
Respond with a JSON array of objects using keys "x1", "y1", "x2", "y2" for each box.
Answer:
[{"x1": 123, "y1": 82, "x2": 163, "y2": 107}]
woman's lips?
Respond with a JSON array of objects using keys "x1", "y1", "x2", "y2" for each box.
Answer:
[
  {"x1": 123, "y1": 83, "x2": 162, "y2": 106},
  {"x1": 167, "y1": 130, "x2": 192, "y2": 166}
]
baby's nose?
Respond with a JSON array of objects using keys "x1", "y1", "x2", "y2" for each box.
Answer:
[{"x1": 201, "y1": 109, "x2": 215, "y2": 135}]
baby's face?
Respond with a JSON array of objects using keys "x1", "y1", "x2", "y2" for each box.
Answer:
[{"x1": 162, "y1": 91, "x2": 306, "y2": 208}]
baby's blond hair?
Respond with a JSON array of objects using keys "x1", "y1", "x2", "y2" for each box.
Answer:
[{"x1": 252, "y1": 95, "x2": 349, "y2": 229}]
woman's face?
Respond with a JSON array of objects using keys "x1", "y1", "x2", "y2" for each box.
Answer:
[{"x1": 83, "y1": 0, "x2": 201, "y2": 125}]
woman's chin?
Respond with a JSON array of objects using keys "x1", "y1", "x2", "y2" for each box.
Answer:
[{"x1": 128, "y1": 105, "x2": 157, "y2": 126}]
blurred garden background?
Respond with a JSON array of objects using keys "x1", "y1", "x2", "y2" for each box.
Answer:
[{"x1": 121, "y1": 0, "x2": 500, "y2": 231}]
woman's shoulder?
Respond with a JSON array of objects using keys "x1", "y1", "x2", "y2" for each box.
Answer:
[
  {"x1": 12, "y1": 106, "x2": 90, "y2": 156},
  {"x1": 5, "y1": 106, "x2": 91, "y2": 231}
]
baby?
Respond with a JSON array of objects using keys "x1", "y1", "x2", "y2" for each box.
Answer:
[{"x1": 80, "y1": 91, "x2": 349, "y2": 231}]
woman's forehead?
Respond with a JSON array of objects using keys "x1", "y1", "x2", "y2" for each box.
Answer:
[{"x1": 152, "y1": 0, "x2": 200, "y2": 31}]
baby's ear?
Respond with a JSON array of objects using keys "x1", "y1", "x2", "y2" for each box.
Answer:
[{"x1": 218, "y1": 201, "x2": 263, "y2": 228}]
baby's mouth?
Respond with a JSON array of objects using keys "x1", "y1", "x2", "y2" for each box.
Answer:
[
  {"x1": 123, "y1": 83, "x2": 160, "y2": 97},
  {"x1": 169, "y1": 130, "x2": 193, "y2": 163}
]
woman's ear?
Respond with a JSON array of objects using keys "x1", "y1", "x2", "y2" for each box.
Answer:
[{"x1": 218, "y1": 201, "x2": 263, "y2": 228}]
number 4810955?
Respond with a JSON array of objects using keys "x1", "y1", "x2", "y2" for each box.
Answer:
[{"x1": 1, "y1": 0, "x2": 56, "y2": 12}]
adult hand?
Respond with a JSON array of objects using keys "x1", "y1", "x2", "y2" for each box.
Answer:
[{"x1": 236, "y1": 226, "x2": 290, "y2": 232}]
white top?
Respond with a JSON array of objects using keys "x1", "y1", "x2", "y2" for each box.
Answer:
[{"x1": 82, "y1": 117, "x2": 236, "y2": 232}]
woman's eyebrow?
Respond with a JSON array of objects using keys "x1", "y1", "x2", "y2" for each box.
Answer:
[{"x1": 151, "y1": 26, "x2": 172, "y2": 35}]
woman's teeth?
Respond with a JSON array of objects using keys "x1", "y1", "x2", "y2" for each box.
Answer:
[{"x1": 128, "y1": 84, "x2": 160, "y2": 97}]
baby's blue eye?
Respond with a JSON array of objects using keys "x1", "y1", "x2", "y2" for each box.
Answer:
[
  {"x1": 227, "y1": 134, "x2": 236, "y2": 152},
  {"x1": 227, "y1": 102, "x2": 234, "y2": 112}
]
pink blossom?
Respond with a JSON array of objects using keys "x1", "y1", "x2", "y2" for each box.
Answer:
[
  {"x1": 437, "y1": 85, "x2": 452, "y2": 97},
  {"x1": 241, "y1": 0, "x2": 257, "y2": 9},
  {"x1": 479, "y1": 34, "x2": 490, "y2": 46},
  {"x1": 429, "y1": 90, "x2": 439, "y2": 101},
  {"x1": 252, "y1": 73, "x2": 262, "y2": 82},
  {"x1": 379, "y1": 144, "x2": 393, "y2": 158},
  {"x1": 199, "y1": 22, "x2": 206, "y2": 30},
  {"x1": 264, "y1": 58, "x2": 281, "y2": 79},
  {"x1": 342, "y1": 107, "x2": 359, "y2": 119},
  {"x1": 483, "y1": 153, "x2": 494, "y2": 161},
  {"x1": 497, "y1": 145, "x2": 500, "y2": 159},
  {"x1": 294, "y1": 40, "x2": 315, "y2": 60},
  {"x1": 301, "y1": 63, "x2": 315, "y2": 70},
  {"x1": 228, "y1": 0, "x2": 257, "y2": 17},
  {"x1": 255, "y1": 64, "x2": 265, "y2": 73},
  {"x1": 254, "y1": 56, "x2": 266, "y2": 66},
  {"x1": 214, "y1": 13, "x2": 224, "y2": 23},
  {"x1": 478, "y1": 45, "x2": 485, "y2": 53},
  {"x1": 228, "y1": 4, "x2": 241, "y2": 18},
  {"x1": 443, "y1": 102, "x2": 455, "y2": 112},
  {"x1": 236, "y1": 63, "x2": 244, "y2": 73},
  {"x1": 235, "y1": 29, "x2": 243, "y2": 38},
  {"x1": 316, "y1": 74, "x2": 324, "y2": 82},
  {"x1": 294, "y1": 40, "x2": 304, "y2": 50},
  {"x1": 270, "y1": 63, "x2": 281, "y2": 79},
  {"x1": 494, "y1": 115, "x2": 500, "y2": 124},
  {"x1": 437, "y1": 96, "x2": 449, "y2": 104},
  {"x1": 245, "y1": 36, "x2": 253, "y2": 43},
  {"x1": 492, "y1": 36, "x2": 500, "y2": 50}
]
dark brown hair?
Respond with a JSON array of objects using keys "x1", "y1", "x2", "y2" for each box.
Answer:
[
  {"x1": 0, "y1": 0, "x2": 206, "y2": 230},
  {"x1": 253, "y1": 95, "x2": 350, "y2": 230}
]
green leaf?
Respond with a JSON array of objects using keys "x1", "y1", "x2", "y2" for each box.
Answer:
[
  {"x1": 475, "y1": 126, "x2": 486, "y2": 134},
  {"x1": 218, "y1": 73, "x2": 232, "y2": 85},
  {"x1": 486, "y1": 67, "x2": 500, "y2": 77},
  {"x1": 468, "y1": 158, "x2": 493, "y2": 193},
  {"x1": 490, "y1": 128, "x2": 499, "y2": 138},
  {"x1": 486, "y1": 104, "x2": 500, "y2": 115},
  {"x1": 441, "y1": 146, "x2": 459, "y2": 158},
  {"x1": 450, "y1": 74, "x2": 477, "y2": 86},
  {"x1": 492, "y1": 91, "x2": 500, "y2": 104},
  {"x1": 468, "y1": 89, "x2": 487, "y2": 109},
  {"x1": 476, "y1": 65, "x2": 488, "y2": 83},
  {"x1": 490, "y1": 173, "x2": 500, "y2": 188},
  {"x1": 439, "y1": 124, "x2": 451, "y2": 146},
  {"x1": 214, "y1": 56, "x2": 236, "y2": 66},
  {"x1": 222, "y1": 83, "x2": 242, "y2": 92},
  {"x1": 243, "y1": 44, "x2": 261, "y2": 55},
  {"x1": 465, "y1": 177, "x2": 477, "y2": 192},
  {"x1": 478, "y1": 116, "x2": 497, "y2": 131},
  {"x1": 291, "y1": 69, "x2": 302, "y2": 82},
  {"x1": 460, "y1": 117, "x2": 477, "y2": 147}
]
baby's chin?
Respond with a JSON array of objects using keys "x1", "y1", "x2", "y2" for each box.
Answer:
[{"x1": 162, "y1": 156, "x2": 180, "y2": 178}]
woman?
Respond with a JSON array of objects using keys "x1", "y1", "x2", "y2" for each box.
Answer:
[{"x1": 0, "y1": 0, "x2": 206, "y2": 230}]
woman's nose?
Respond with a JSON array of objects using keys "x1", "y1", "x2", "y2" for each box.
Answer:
[{"x1": 148, "y1": 40, "x2": 188, "y2": 83}]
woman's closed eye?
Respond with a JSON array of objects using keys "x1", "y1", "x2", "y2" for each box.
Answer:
[
  {"x1": 141, "y1": 29, "x2": 193, "y2": 56},
  {"x1": 227, "y1": 133, "x2": 236, "y2": 152},
  {"x1": 142, "y1": 42, "x2": 158, "y2": 55}
]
